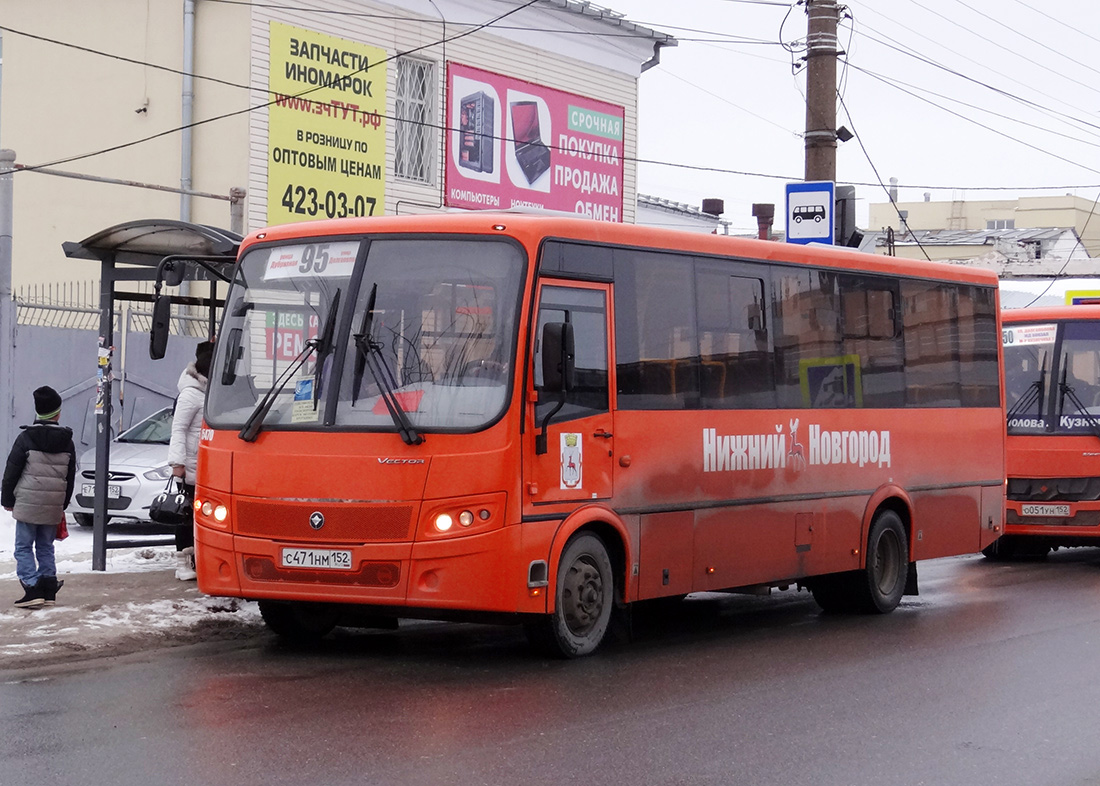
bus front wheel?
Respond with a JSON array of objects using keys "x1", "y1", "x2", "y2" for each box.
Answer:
[
  {"x1": 525, "y1": 533, "x2": 614, "y2": 658},
  {"x1": 259, "y1": 600, "x2": 339, "y2": 642},
  {"x1": 854, "y1": 510, "x2": 909, "y2": 613}
]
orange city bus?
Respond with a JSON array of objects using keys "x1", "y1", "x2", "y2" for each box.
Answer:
[
  {"x1": 186, "y1": 212, "x2": 1005, "y2": 657},
  {"x1": 993, "y1": 304, "x2": 1100, "y2": 558}
]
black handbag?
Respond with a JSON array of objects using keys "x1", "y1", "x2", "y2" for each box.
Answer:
[{"x1": 149, "y1": 477, "x2": 193, "y2": 525}]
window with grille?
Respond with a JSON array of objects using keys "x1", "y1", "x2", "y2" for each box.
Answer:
[{"x1": 395, "y1": 58, "x2": 437, "y2": 184}]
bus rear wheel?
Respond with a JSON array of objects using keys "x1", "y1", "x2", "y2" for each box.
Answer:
[
  {"x1": 525, "y1": 533, "x2": 614, "y2": 658},
  {"x1": 258, "y1": 600, "x2": 339, "y2": 642},
  {"x1": 853, "y1": 510, "x2": 909, "y2": 613}
]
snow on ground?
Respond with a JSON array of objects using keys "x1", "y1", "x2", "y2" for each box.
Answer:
[{"x1": 0, "y1": 508, "x2": 263, "y2": 668}]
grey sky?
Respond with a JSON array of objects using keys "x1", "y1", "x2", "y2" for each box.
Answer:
[{"x1": 606, "y1": 0, "x2": 1100, "y2": 233}]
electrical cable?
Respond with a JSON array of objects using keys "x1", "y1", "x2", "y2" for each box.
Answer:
[
  {"x1": 852, "y1": 22, "x2": 1100, "y2": 141},
  {"x1": 844, "y1": 59, "x2": 1100, "y2": 154},
  {"x1": 6, "y1": 5, "x2": 1100, "y2": 196},
  {"x1": 836, "y1": 91, "x2": 932, "y2": 261},
  {"x1": 906, "y1": 0, "x2": 1100, "y2": 101},
  {"x1": 9, "y1": 0, "x2": 543, "y2": 173},
  {"x1": 841, "y1": 58, "x2": 1100, "y2": 177}
]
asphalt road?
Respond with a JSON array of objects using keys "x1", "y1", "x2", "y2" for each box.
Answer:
[{"x1": 4, "y1": 549, "x2": 1100, "y2": 786}]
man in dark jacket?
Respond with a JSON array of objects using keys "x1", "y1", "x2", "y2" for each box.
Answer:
[{"x1": 2, "y1": 386, "x2": 76, "y2": 609}]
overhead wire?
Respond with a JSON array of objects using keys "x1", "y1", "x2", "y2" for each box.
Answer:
[
  {"x1": 8, "y1": 0, "x2": 545, "y2": 173},
  {"x1": 905, "y1": 0, "x2": 1100, "y2": 101},
  {"x1": 851, "y1": 21, "x2": 1100, "y2": 140},
  {"x1": 836, "y1": 91, "x2": 932, "y2": 261},
  {"x1": 843, "y1": 59, "x2": 1100, "y2": 165},
  {"x1": 849, "y1": 4, "x2": 1100, "y2": 139},
  {"x1": 5, "y1": 1, "x2": 1100, "y2": 200}
]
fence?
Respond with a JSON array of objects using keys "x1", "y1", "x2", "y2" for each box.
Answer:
[{"x1": 8, "y1": 283, "x2": 217, "y2": 454}]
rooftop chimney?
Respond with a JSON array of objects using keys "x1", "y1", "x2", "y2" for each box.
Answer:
[{"x1": 752, "y1": 203, "x2": 775, "y2": 241}]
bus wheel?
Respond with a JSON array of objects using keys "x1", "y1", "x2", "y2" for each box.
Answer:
[
  {"x1": 258, "y1": 600, "x2": 339, "y2": 642},
  {"x1": 526, "y1": 534, "x2": 614, "y2": 658},
  {"x1": 853, "y1": 510, "x2": 909, "y2": 614}
]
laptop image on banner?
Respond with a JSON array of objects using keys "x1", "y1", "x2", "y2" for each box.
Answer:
[{"x1": 510, "y1": 101, "x2": 551, "y2": 185}]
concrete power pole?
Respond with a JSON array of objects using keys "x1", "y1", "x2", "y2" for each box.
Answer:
[{"x1": 804, "y1": 0, "x2": 840, "y2": 183}]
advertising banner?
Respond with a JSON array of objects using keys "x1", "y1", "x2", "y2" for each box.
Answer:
[
  {"x1": 267, "y1": 22, "x2": 387, "y2": 225},
  {"x1": 445, "y1": 63, "x2": 625, "y2": 222}
]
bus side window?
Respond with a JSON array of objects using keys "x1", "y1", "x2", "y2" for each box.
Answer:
[{"x1": 534, "y1": 286, "x2": 608, "y2": 422}]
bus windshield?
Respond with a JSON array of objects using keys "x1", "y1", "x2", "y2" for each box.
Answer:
[
  {"x1": 207, "y1": 236, "x2": 526, "y2": 433},
  {"x1": 1003, "y1": 322, "x2": 1053, "y2": 429}
]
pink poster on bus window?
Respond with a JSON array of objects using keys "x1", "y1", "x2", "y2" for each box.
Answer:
[{"x1": 445, "y1": 63, "x2": 625, "y2": 222}]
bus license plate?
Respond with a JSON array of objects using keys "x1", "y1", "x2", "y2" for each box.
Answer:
[
  {"x1": 281, "y1": 548, "x2": 353, "y2": 570},
  {"x1": 82, "y1": 483, "x2": 121, "y2": 499},
  {"x1": 1020, "y1": 504, "x2": 1070, "y2": 517}
]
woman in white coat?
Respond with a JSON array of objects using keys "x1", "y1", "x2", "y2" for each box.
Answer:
[{"x1": 167, "y1": 340, "x2": 213, "y2": 580}]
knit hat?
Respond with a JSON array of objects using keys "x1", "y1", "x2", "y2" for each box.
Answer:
[
  {"x1": 33, "y1": 386, "x2": 62, "y2": 420},
  {"x1": 195, "y1": 340, "x2": 214, "y2": 378}
]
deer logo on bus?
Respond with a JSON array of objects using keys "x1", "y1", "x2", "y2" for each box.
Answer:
[
  {"x1": 788, "y1": 418, "x2": 807, "y2": 471},
  {"x1": 561, "y1": 432, "x2": 582, "y2": 489}
]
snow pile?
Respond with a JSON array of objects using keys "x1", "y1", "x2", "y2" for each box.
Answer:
[{"x1": 0, "y1": 509, "x2": 262, "y2": 666}]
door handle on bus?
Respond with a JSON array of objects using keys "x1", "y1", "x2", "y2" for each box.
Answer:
[{"x1": 593, "y1": 429, "x2": 613, "y2": 439}]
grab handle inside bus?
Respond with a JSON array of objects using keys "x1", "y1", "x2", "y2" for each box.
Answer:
[{"x1": 537, "y1": 322, "x2": 574, "y2": 454}]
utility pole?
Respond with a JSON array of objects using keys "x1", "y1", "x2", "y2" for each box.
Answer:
[{"x1": 804, "y1": 0, "x2": 840, "y2": 183}]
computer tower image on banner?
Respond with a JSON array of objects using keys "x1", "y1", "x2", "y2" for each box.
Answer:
[
  {"x1": 509, "y1": 100, "x2": 551, "y2": 185},
  {"x1": 459, "y1": 91, "x2": 495, "y2": 174}
]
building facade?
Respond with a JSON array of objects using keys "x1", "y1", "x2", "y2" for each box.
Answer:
[
  {"x1": 867, "y1": 194, "x2": 1100, "y2": 261},
  {"x1": 1, "y1": 0, "x2": 672, "y2": 289}
]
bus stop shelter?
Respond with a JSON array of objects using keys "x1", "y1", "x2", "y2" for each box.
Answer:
[{"x1": 62, "y1": 219, "x2": 241, "y2": 570}]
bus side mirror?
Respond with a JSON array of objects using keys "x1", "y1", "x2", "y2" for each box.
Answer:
[
  {"x1": 541, "y1": 322, "x2": 575, "y2": 392},
  {"x1": 150, "y1": 296, "x2": 171, "y2": 360},
  {"x1": 221, "y1": 328, "x2": 243, "y2": 385},
  {"x1": 163, "y1": 260, "x2": 186, "y2": 287}
]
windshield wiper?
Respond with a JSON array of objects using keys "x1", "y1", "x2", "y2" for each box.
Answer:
[
  {"x1": 1007, "y1": 367, "x2": 1045, "y2": 422},
  {"x1": 351, "y1": 283, "x2": 377, "y2": 406},
  {"x1": 312, "y1": 289, "x2": 341, "y2": 409},
  {"x1": 1057, "y1": 354, "x2": 1100, "y2": 439},
  {"x1": 351, "y1": 284, "x2": 423, "y2": 446},
  {"x1": 238, "y1": 340, "x2": 317, "y2": 442}
]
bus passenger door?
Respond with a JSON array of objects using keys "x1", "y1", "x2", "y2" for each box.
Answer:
[{"x1": 526, "y1": 282, "x2": 614, "y2": 505}]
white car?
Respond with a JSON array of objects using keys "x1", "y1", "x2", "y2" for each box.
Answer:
[{"x1": 72, "y1": 407, "x2": 176, "y2": 528}]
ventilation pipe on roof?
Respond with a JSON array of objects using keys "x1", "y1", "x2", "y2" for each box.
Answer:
[
  {"x1": 752, "y1": 203, "x2": 775, "y2": 241},
  {"x1": 889, "y1": 177, "x2": 898, "y2": 204}
]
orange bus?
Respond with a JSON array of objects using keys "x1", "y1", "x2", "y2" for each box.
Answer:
[
  {"x1": 185, "y1": 213, "x2": 1005, "y2": 657},
  {"x1": 992, "y1": 304, "x2": 1100, "y2": 558}
]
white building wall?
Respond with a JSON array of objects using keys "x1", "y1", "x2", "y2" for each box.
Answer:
[
  {"x1": 3, "y1": 1, "x2": 656, "y2": 290},
  {"x1": 2, "y1": 0, "x2": 251, "y2": 288}
]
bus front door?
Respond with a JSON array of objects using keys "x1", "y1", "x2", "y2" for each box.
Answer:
[{"x1": 526, "y1": 282, "x2": 614, "y2": 505}]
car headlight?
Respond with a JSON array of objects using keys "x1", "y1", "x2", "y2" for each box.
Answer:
[{"x1": 143, "y1": 465, "x2": 174, "y2": 481}]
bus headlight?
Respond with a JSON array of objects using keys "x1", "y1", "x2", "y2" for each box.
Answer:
[
  {"x1": 459, "y1": 510, "x2": 475, "y2": 527},
  {"x1": 434, "y1": 513, "x2": 454, "y2": 532},
  {"x1": 214, "y1": 505, "x2": 228, "y2": 522}
]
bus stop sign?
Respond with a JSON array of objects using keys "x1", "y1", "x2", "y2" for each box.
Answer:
[{"x1": 786, "y1": 181, "x2": 835, "y2": 245}]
